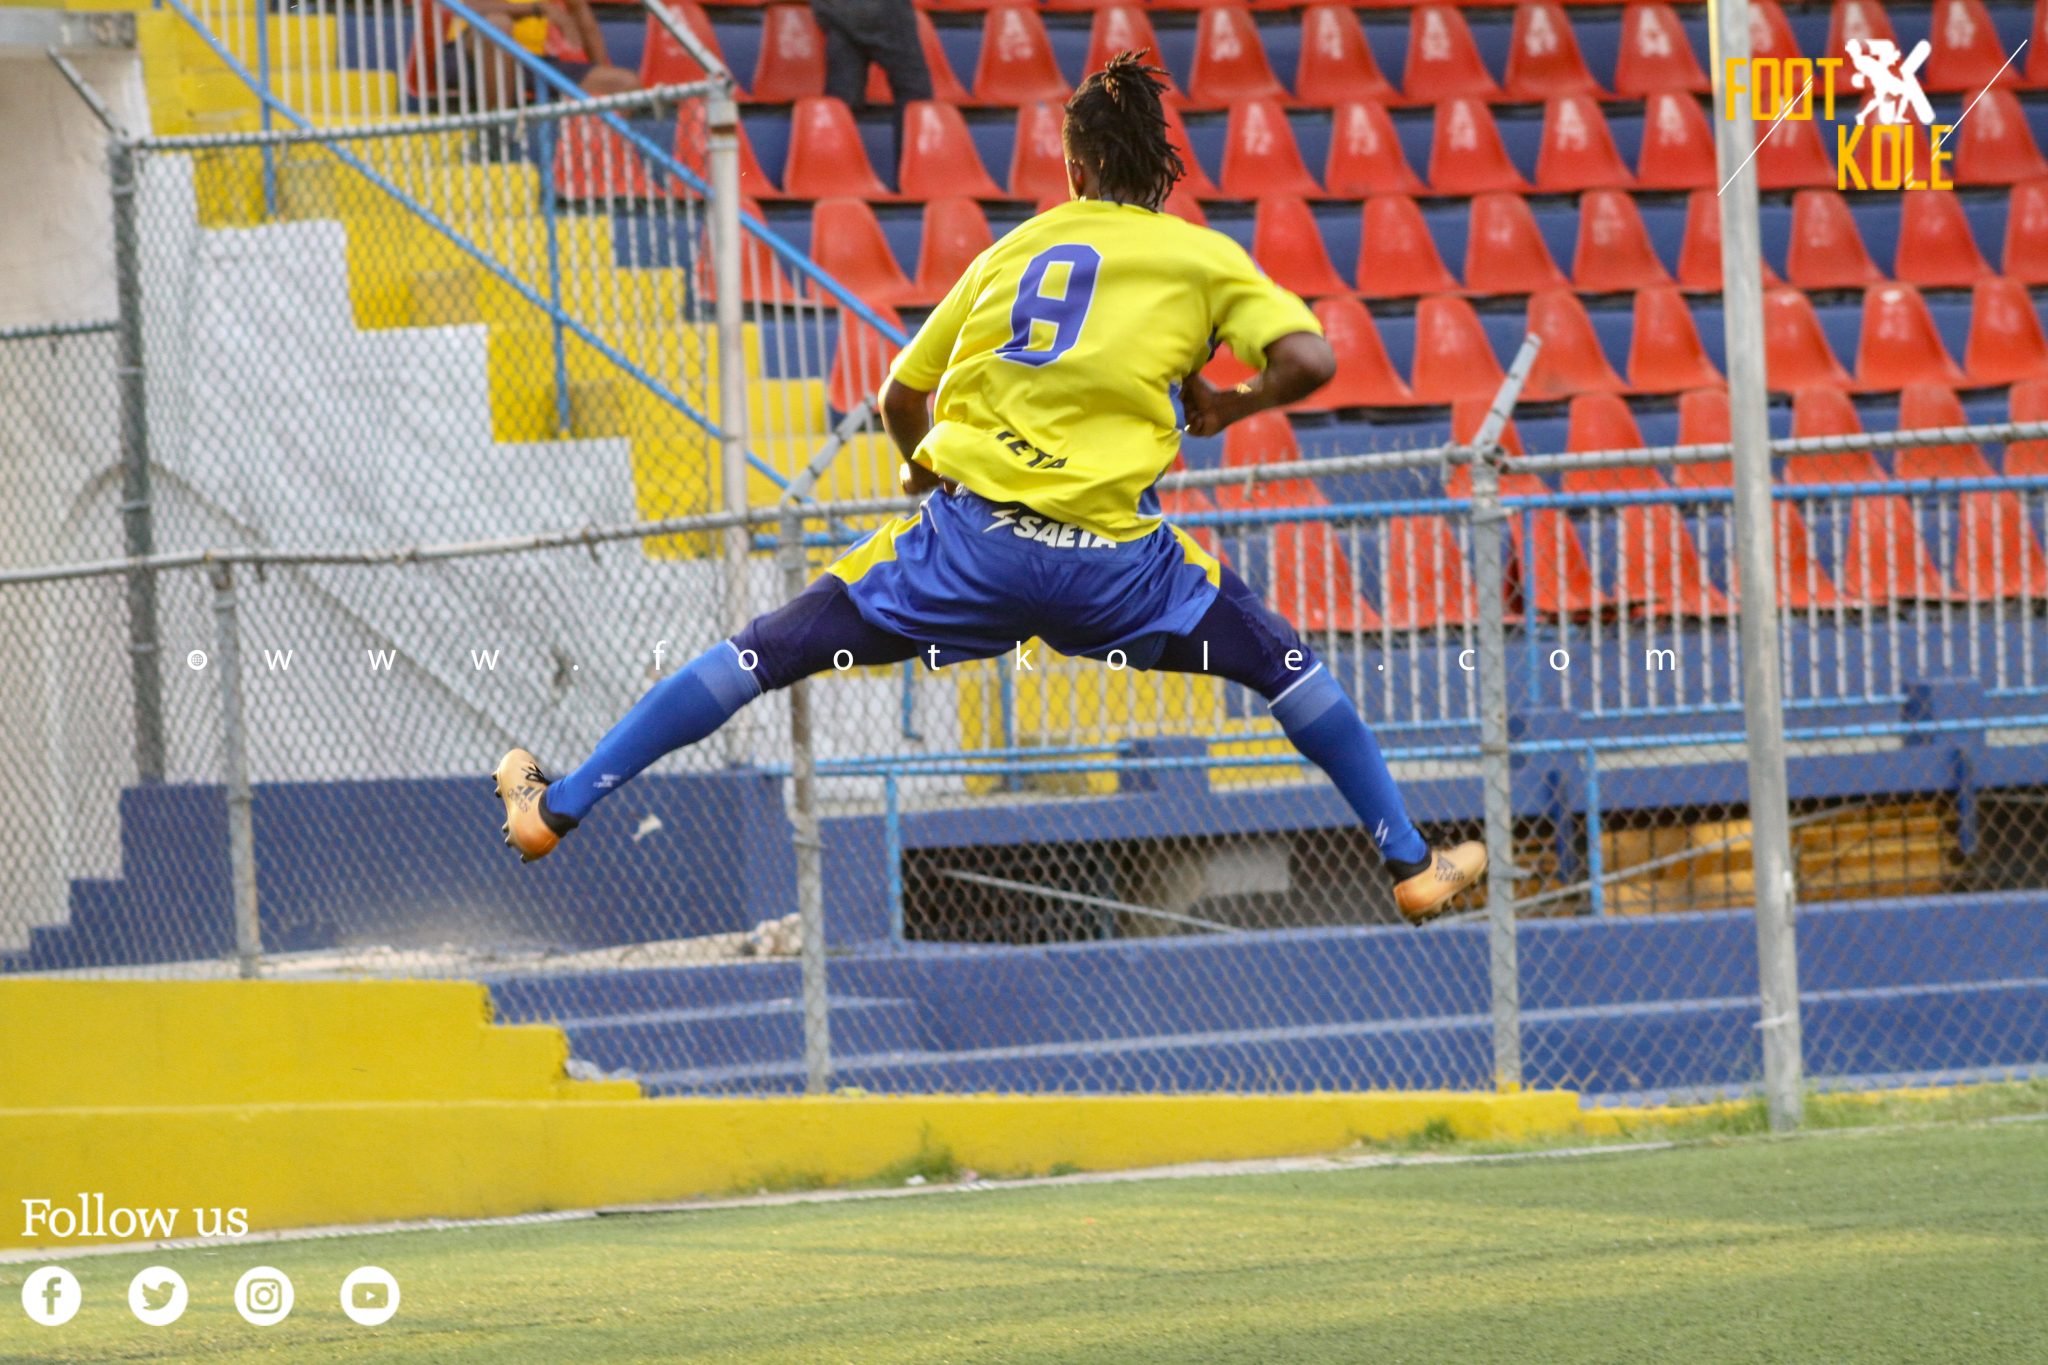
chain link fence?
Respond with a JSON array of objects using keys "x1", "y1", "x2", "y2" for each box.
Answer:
[{"x1": 4, "y1": 58, "x2": 2046, "y2": 1112}]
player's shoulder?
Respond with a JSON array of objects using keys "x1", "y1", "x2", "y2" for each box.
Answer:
[{"x1": 1001, "y1": 201, "x2": 1249, "y2": 266}]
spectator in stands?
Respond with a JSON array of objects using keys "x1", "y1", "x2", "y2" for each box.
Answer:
[
  {"x1": 809, "y1": 0, "x2": 932, "y2": 152},
  {"x1": 447, "y1": 0, "x2": 638, "y2": 109}
]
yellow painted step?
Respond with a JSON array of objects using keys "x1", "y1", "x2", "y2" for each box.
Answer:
[{"x1": 0, "y1": 980, "x2": 634, "y2": 1107}]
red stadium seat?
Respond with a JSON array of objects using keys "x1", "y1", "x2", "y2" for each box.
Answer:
[
  {"x1": 973, "y1": 7, "x2": 1070, "y2": 105},
  {"x1": 1629, "y1": 286, "x2": 1722, "y2": 391},
  {"x1": 1164, "y1": 105, "x2": 1221, "y2": 197},
  {"x1": 2003, "y1": 179, "x2": 2048, "y2": 284},
  {"x1": 1295, "y1": 6, "x2": 1398, "y2": 106},
  {"x1": 808, "y1": 198, "x2": 917, "y2": 309},
  {"x1": 782, "y1": 97, "x2": 891, "y2": 199},
  {"x1": 1858, "y1": 283, "x2": 1970, "y2": 388},
  {"x1": 1895, "y1": 383, "x2": 1994, "y2": 480},
  {"x1": 1565, "y1": 391, "x2": 1645, "y2": 454},
  {"x1": 1785, "y1": 393, "x2": 1957, "y2": 603},
  {"x1": 1924, "y1": 0, "x2": 2019, "y2": 92},
  {"x1": 1954, "y1": 91, "x2": 2048, "y2": 184},
  {"x1": 1253, "y1": 196, "x2": 1350, "y2": 297},
  {"x1": 1404, "y1": 5, "x2": 1499, "y2": 101},
  {"x1": 1429, "y1": 97, "x2": 1528, "y2": 193},
  {"x1": 1828, "y1": 0, "x2": 1898, "y2": 54},
  {"x1": 1503, "y1": 4, "x2": 1602, "y2": 100},
  {"x1": 1381, "y1": 516, "x2": 1478, "y2": 630},
  {"x1": 751, "y1": 5, "x2": 824, "y2": 103},
  {"x1": 1411, "y1": 295, "x2": 1506, "y2": 403},
  {"x1": 1085, "y1": 9, "x2": 1180, "y2": 102},
  {"x1": 1612, "y1": 3, "x2": 1708, "y2": 97},
  {"x1": 911, "y1": 197, "x2": 993, "y2": 306},
  {"x1": 1747, "y1": 0, "x2": 1801, "y2": 60},
  {"x1": 1668, "y1": 390, "x2": 1735, "y2": 488},
  {"x1": 1765, "y1": 286, "x2": 1856, "y2": 390},
  {"x1": 637, "y1": 2, "x2": 725, "y2": 88},
  {"x1": 1559, "y1": 464, "x2": 1733, "y2": 620},
  {"x1": 1009, "y1": 102, "x2": 1068, "y2": 200},
  {"x1": 1535, "y1": 95, "x2": 1634, "y2": 191},
  {"x1": 1894, "y1": 189, "x2": 1994, "y2": 286},
  {"x1": 1356, "y1": 195, "x2": 1460, "y2": 297},
  {"x1": 1524, "y1": 290, "x2": 1627, "y2": 400},
  {"x1": 898, "y1": 101, "x2": 1004, "y2": 200},
  {"x1": 1675, "y1": 188, "x2": 1784, "y2": 291},
  {"x1": 1220, "y1": 98, "x2": 1322, "y2": 197},
  {"x1": 1164, "y1": 183, "x2": 1208, "y2": 226},
  {"x1": 1465, "y1": 192, "x2": 1570, "y2": 294},
  {"x1": 1966, "y1": 275, "x2": 2048, "y2": 384},
  {"x1": 701, "y1": 195, "x2": 799, "y2": 305},
  {"x1": 1790, "y1": 387, "x2": 1884, "y2": 483},
  {"x1": 1188, "y1": 6, "x2": 1286, "y2": 106},
  {"x1": 1269, "y1": 523, "x2": 1386, "y2": 634},
  {"x1": 1307, "y1": 296, "x2": 1416, "y2": 408},
  {"x1": 551, "y1": 115, "x2": 652, "y2": 201},
  {"x1": 1786, "y1": 189, "x2": 1884, "y2": 290},
  {"x1": 828, "y1": 303, "x2": 904, "y2": 413},
  {"x1": 670, "y1": 112, "x2": 781, "y2": 198},
  {"x1": 2029, "y1": 0, "x2": 2048, "y2": 87},
  {"x1": 1635, "y1": 90, "x2": 1718, "y2": 190},
  {"x1": 1755, "y1": 113, "x2": 1836, "y2": 190},
  {"x1": 1324, "y1": 101, "x2": 1425, "y2": 195},
  {"x1": 1447, "y1": 464, "x2": 1606, "y2": 619},
  {"x1": 2006, "y1": 378, "x2": 2048, "y2": 474},
  {"x1": 866, "y1": 13, "x2": 971, "y2": 105},
  {"x1": 1573, "y1": 188, "x2": 1672, "y2": 291}
]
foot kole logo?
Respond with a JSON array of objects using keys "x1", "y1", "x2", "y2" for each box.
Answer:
[{"x1": 1717, "y1": 24, "x2": 2022, "y2": 192}]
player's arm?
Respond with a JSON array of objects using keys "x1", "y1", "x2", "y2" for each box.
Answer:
[
  {"x1": 879, "y1": 256, "x2": 979, "y2": 496},
  {"x1": 880, "y1": 376, "x2": 943, "y2": 495},
  {"x1": 1184, "y1": 241, "x2": 1333, "y2": 438},
  {"x1": 1180, "y1": 333, "x2": 1335, "y2": 438}
]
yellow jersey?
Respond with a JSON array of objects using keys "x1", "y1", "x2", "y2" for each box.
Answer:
[{"x1": 886, "y1": 199, "x2": 1322, "y2": 542}]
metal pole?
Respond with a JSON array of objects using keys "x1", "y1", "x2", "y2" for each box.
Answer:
[
  {"x1": 1468, "y1": 336, "x2": 1540, "y2": 1093},
  {"x1": 778, "y1": 501, "x2": 830, "y2": 1094},
  {"x1": 1713, "y1": 0, "x2": 1804, "y2": 1131},
  {"x1": 111, "y1": 137, "x2": 165, "y2": 784},
  {"x1": 708, "y1": 82, "x2": 750, "y2": 639},
  {"x1": 210, "y1": 564, "x2": 262, "y2": 978}
]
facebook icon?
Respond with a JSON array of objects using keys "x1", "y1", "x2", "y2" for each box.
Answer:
[{"x1": 21, "y1": 1266, "x2": 81, "y2": 1327}]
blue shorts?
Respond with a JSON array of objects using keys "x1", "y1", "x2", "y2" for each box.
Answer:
[{"x1": 824, "y1": 488, "x2": 1224, "y2": 668}]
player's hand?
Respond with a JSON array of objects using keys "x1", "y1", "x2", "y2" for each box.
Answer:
[
  {"x1": 900, "y1": 459, "x2": 945, "y2": 497},
  {"x1": 1182, "y1": 375, "x2": 1259, "y2": 438}
]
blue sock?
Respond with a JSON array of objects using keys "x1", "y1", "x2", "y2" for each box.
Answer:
[
  {"x1": 546, "y1": 642, "x2": 763, "y2": 823},
  {"x1": 1268, "y1": 663, "x2": 1431, "y2": 870}
]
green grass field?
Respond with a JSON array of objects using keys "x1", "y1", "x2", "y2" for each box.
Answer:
[{"x1": 5, "y1": 1120, "x2": 2043, "y2": 1364}]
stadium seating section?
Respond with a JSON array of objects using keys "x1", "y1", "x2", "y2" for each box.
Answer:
[{"x1": 355, "y1": 0, "x2": 2048, "y2": 622}]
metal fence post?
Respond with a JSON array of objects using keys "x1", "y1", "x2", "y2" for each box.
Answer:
[
  {"x1": 209, "y1": 563, "x2": 262, "y2": 978},
  {"x1": 111, "y1": 136, "x2": 166, "y2": 784},
  {"x1": 708, "y1": 81, "x2": 750, "y2": 640},
  {"x1": 1468, "y1": 335, "x2": 1540, "y2": 1092},
  {"x1": 1713, "y1": 0, "x2": 1805, "y2": 1130},
  {"x1": 777, "y1": 502, "x2": 831, "y2": 1094}
]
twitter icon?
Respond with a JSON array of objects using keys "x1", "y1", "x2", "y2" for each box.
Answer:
[{"x1": 128, "y1": 1267, "x2": 188, "y2": 1326}]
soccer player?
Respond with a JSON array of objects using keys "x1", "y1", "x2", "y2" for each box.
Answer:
[{"x1": 494, "y1": 52, "x2": 1487, "y2": 923}]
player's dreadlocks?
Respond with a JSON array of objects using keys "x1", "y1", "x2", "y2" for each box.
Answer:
[{"x1": 1061, "y1": 50, "x2": 1184, "y2": 211}]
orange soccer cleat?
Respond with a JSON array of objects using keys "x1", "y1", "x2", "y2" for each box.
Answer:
[
  {"x1": 1393, "y1": 840, "x2": 1489, "y2": 924},
  {"x1": 492, "y1": 747, "x2": 573, "y2": 864}
]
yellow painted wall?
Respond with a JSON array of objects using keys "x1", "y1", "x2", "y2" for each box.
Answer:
[{"x1": 0, "y1": 980, "x2": 1583, "y2": 1250}]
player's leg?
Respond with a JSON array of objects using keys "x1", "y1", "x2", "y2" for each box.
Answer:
[
  {"x1": 493, "y1": 577, "x2": 917, "y2": 861},
  {"x1": 1147, "y1": 567, "x2": 1485, "y2": 922}
]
